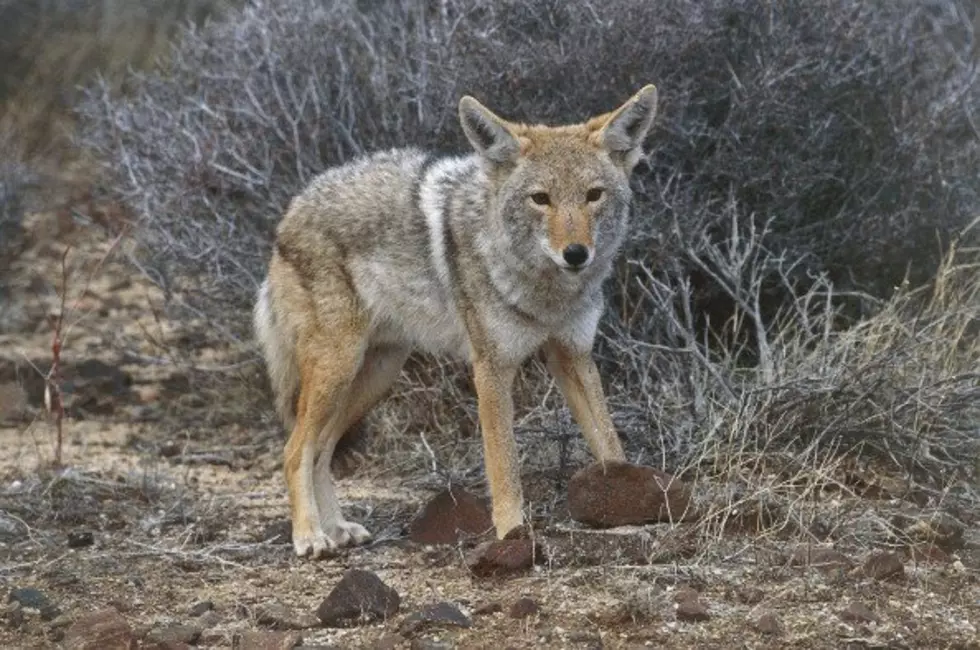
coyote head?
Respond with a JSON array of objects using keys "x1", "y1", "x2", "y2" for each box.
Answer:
[{"x1": 458, "y1": 85, "x2": 658, "y2": 274}]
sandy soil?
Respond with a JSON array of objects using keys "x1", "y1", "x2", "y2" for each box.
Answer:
[{"x1": 1, "y1": 207, "x2": 978, "y2": 650}]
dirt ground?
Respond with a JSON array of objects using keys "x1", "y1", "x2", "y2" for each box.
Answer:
[{"x1": 1, "y1": 203, "x2": 978, "y2": 650}]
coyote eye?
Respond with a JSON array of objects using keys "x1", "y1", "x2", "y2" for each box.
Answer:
[
  {"x1": 586, "y1": 188, "x2": 604, "y2": 203},
  {"x1": 530, "y1": 192, "x2": 551, "y2": 206}
]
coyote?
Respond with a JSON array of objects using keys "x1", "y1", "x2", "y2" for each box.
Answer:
[{"x1": 254, "y1": 85, "x2": 659, "y2": 558}]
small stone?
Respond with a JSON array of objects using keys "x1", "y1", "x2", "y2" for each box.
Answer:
[
  {"x1": 67, "y1": 530, "x2": 95, "y2": 549},
  {"x1": 399, "y1": 602, "x2": 472, "y2": 637},
  {"x1": 509, "y1": 597, "x2": 540, "y2": 619},
  {"x1": 674, "y1": 596, "x2": 709, "y2": 622},
  {"x1": 788, "y1": 546, "x2": 852, "y2": 570},
  {"x1": 568, "y1": 630, "x2": 602, "y2": 647},
  {"x1": 839, "y1": 601, "x2": 879, "y2": 624},
  {"x1": 409, "y1": 487, "x2": 493, "y2": 545},
  {"x1": 48, "y1": 613, "x2": 74, "y2": 630},
  {"x1": 373, "y1": 633, "x2": 407, "y2": 650},
  {"x1": 409, "y1": 638, "x2": 453, "y2": 650},
  {"x1": 465, "y1": 539, "x2": 542, "y2": 577},
  {"x1": 187, "y1": 600, "x2": 214, "y2": 617},
  {"x1": 736, "y1": 586, "x2": 765, "y2": 605},
  {"x1": 160, "y1": 441, "x2": 182, "y2": 458},
  {"x1": 3, "y1": 601, "x2": 24, "y2": 627},
  {"x1": 317, "y1": 569, "x2": 400, "y2": 628},
  {"x1": 7, "y1": 587, "x2": 60, "y2": 621},
  {"x1": 198, "y1": 611, "x2": 222, "y2": 629},
  {"x1": 232, "y1": 630, "x2": 303, "y2": 650},
  {"x1": 144, "y1": 624, "x2": 202, "y2": 645},
  {"x1": 63, "y1": 608, "x2": 136, "y2": 650},
  {"x1": 862, "y1": 551, "x2": 905, "y2": 580},
  {"x1": 751, "y1": 611, "x2": 784, "y2": 635},
  {"x1": 472, "y1": 602, "x2": 502, "y2": 616},
  {"x1": 672, "y1": 586, "x2": 700, "y2": 604},
  {"x1": 256, "y1": 602, "x2": 320, "y2": 630},
  {"x1": 0, "y1": 511, "x2": 26, "y2": 542},
  {"x1": 568, "y1": 461, "x2": 693, "y2": 527},
  {"x1": 142, "y1": 641, "x2": 191, "y2": 650}
]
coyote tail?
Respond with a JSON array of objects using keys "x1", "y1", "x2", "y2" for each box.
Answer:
[{"x1": 253, "y1": 278, "x2": 299, "y2": 431}]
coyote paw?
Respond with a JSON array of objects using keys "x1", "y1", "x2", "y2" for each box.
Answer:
[
  {"x1": 324, "y1": 519, "x2": 373, "y2": 547},
  {"x1": 292, "y1": 520, "x2": 372, "y2": 559},
  {"x1": 292, "y1": 528, "x2": 331, "y2": 559}
]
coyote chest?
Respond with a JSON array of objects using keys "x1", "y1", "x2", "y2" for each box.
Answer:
[{"x1": 360, "y1": 261, "x2": 473, "y2": 359}]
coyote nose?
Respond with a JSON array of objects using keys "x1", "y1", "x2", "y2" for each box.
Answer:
[{"x1": 562, "y1": 244, "x2": 590, "y2": 268}]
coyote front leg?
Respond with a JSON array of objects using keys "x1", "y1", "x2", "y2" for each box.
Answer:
[
  {"x1": 544, "y1": 340, "x2": 625, "y2": 463},
  {"x1": 471, "y1": 358, "x2": 523, "y2": 539}
]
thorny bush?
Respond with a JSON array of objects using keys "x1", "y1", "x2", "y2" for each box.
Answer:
[{"x1": 78, "y1": 0, "x2": 980, "y2": 502}]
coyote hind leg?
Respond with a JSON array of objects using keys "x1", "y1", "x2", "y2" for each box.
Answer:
[
  {"x1": 284, "y1": 326, "x2": 367, "y2": 559},
  {"x1": 312, "y1": 345, "x2": 409, "y2": 548}
]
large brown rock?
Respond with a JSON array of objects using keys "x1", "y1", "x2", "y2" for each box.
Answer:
[
  {"x1": 63, "y1": 609, "x2": 137, "y2": 650},
  {"x1": 568, "y1": 461, "x2": 693, "y2": 527},
  {"x1": 409, "y1": 487, "x2": 493, "y2": 545},
  {"x1": 465, "y1": 539, "x2": 543, "y2": 578},
  {"x1": 317, "y1": 569, "x2": 400, "y2": 628}
]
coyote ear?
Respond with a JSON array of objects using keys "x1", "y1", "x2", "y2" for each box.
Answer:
[
  {"x1": 459, "y1": 96, "x2": 521, "y2": 165},
  {"x1": 594, "y1": 84, "x2": 658, "y2": 172}
]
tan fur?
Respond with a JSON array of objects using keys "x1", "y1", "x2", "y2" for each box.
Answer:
[{"x1": 255, "y1": 85, "x2": 659, "y2": 558}]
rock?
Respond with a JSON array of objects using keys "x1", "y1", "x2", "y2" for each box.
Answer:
[
  {"x1": 68, "y1": 530, "x2": 95, "y2": 549},
  {"x1": 197, "y1": 611, "x2": 222, "y2": 630},
  {"x1": 144, "y1": 624, "x2": 202, "y2": 645},
  {"x1": 736, "y1": 586, "x2": 765, "y2": 605},
  {"x1": 63, "y1": 608, "x2": 137, "y2": 650},
  {"x1": 142, "y1": 641, "x2": 192, "y2": 650},
  {"x1": 409, "y1": 638, "x2": 453, "y2": 650},
  {"x1": 409, "y1": 487, "x2": 493, "y2": 545},
  {"x1": 188, "y1": 600, "x2": 214, "y2": 617},
  {"x1": 788, "y1": 546, "x2": 852, "y2": 570},
  {"x1": 399, "y1": 602, "x2": 472, "y2": 636},
  {"x1": 0, "y1": 511, "x2": 26, "y2": 542},
  {"x1": 7, "y1": 587, "x2": 60, "y2": 621},
  {"x1": 751, "y1": 611, "x2": 784, "y2": 635},
  {"x1": 256, "y1": 602, "x2": 320, "y2": 630},
  {"x1": 232, "y1": 630, "x2": 303, "y2": 650},
  {"x1": 465, "y1": 539, "x2": 542, "y2": 577},
  {"x1": 48, "y1": 613, "x2": 74, "y2": 630},
  {"x1": 3, "y1": 601, "x2": 24, "y2": 627},
  {"x1": 373, "y1": 633, "x2": 408, "y2": 650},
  {"x1": 317, "y1": 569, "x2": 401, "y2": 627},
  {"x1": 159, "y1": 441, "x2": 182, "y2": 458},
  {"x1": 862, "y1": 551, "x2": 905, "y2": 580},
  {"x1": 567, "y1": 630, "x2": 603, "y2": 647},
  {"x1": 673, "y1": 589, "x2": 709, "y2": 622},
  {"x1": 839, "y1": 601, "x2": 879, "y2": 624},
  {"x1": 472, "y1": 602, "x2": 502, "y2": 616},
  {"x1": 672, "y1": 586, "x2": 700, "y2": 604},
  {"x1": 509, "y1": 597, "x2": 540, "y2": 619},
  {"x1": 567, "y1": 461, "x2": 693, "y2": 527}
]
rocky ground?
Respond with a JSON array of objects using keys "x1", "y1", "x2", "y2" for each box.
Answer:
[{"x1": 1, "y1": 202, "x2": 979, "y2": 650}]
